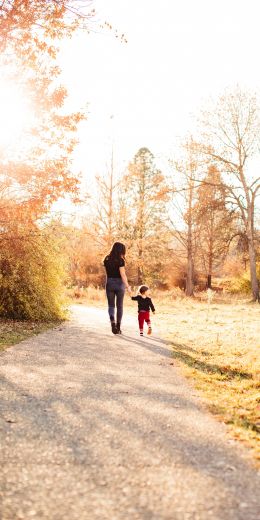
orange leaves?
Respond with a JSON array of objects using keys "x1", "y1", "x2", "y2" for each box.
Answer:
[
  {"x1": 50, "y1": 86, "x2": 67, "y2": 108},
  {"x1": 101, "y1": 20, "x2": 127, "y2": 44},
  {"x1": 151, "y1": 187, "x2": 170, "y2": 202}
]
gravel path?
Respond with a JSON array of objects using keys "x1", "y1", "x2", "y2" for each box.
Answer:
[{"x1": 0, "y1": 305, "x2": 259, "y2": 520}]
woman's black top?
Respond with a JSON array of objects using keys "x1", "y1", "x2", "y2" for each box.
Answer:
[
  {"x1": 131, "y1": 295, "x2": 155, "y2": 312},
  {"x1": 104, "y1": 256, "x2": 125, "y2": 278}
]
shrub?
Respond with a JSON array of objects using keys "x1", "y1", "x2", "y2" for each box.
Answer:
[
  {"x1": 0, "y1": 229, "x2": 66, "y2": 321},
  {"x1": 226, "y1": 263, "x2": 260, "y2": 294}
]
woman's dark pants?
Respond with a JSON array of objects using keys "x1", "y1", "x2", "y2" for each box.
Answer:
[{"x1": 106, "y1": 278, "x2": 125, "y2": 326}]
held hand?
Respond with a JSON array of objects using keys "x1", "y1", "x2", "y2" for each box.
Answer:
[{"x1": 127, "y1": 286, "x2": 132, "y2": 295}]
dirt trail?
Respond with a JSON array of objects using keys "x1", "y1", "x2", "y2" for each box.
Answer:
[{"x1": 0, "y1": 305, "x2": 259, "y2": 520}]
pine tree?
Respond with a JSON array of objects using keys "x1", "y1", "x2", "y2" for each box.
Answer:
[
  {"x1": 120, "y1": 147, "x2": 170, "y2": 284},
  {"x1": 194, "y1": 166, "x2": 235, "y2": 288}
]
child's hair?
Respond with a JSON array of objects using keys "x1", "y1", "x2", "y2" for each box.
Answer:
[{"x1": 139, "y1": 285, "x2": 149, "y2": 294}]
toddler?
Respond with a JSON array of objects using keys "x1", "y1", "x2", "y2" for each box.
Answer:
[{"x1": 131, "y1": 285, "x2": 155, "y2": 336}]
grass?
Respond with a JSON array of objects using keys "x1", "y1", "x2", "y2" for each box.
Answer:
[
  {"x1": 155, "y1": 292, "x2": 260, "y2": 464},
  {"x1": 72, "y1": 286, "x2": 260, "y2": 463},
  {"x1": 0, "y1": 318, "x2": 59, "y2": 352}
]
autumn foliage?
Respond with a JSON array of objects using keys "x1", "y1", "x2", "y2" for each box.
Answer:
[
  {"x1": 0, "y1": 4, "x2": 259, "y2": 319},
  {"x1": 0, "y1": 228, "x2": 66, "y2": 320},
  {"x1": 0, "y1": 1, "x2": 94, "y2": 319}
]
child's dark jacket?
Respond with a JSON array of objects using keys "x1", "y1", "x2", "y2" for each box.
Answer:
[{"x1": 131, "y1": 295, "x2": 155, "y2": 312}]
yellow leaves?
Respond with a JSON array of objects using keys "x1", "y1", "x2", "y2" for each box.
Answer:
[{"x1": 0, "y1": 225, "x2": 67, "y2": 321}]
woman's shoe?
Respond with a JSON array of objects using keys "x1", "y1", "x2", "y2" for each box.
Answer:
[
  {"x1": 111, "y1": 322, "x2": 117, "y2": 334},
  {"x1": 116, "y1": 324, "x2": 122, "y2": 334}
]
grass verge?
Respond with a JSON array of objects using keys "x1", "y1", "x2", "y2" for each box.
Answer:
[
  {"x1": 0, "y1": 318, "x2": 59, "y2": 352},
  {"x1": 156, "y1": 296, "x2": 260, "y2": 464}
]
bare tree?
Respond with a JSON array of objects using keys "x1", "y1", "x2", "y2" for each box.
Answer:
[
  {"x1": 170, "y1": 139, "x2": 200, "y2": 296},
  {"x1": 95, "y1": 151, "x2": 118, "y2": 248},
  {"x1": 198, "y1": 88, "x2": 260, "y2": 301}
]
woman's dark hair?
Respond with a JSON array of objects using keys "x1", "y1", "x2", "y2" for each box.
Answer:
[{"x1": 105, "y1": 242, "x2": 126, "y2": 264}]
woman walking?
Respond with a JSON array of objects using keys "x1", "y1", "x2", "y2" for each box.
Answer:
[{"x1": 104, "y1": 242, "x2": 131, "y2": 334}]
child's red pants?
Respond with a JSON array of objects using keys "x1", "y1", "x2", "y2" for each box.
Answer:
[{"x1": 138, "y1": 311, "x2": 151, "y2": 331}]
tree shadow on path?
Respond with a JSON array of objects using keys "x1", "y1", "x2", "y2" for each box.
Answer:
[{"x1": 0, "y1": 319, "x2": 259, "y2": 520}]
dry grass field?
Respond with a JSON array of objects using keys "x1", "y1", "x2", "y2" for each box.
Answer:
[
  {"x1": 73, "y1": 287, "x2": 260, "y2": 462},
  {"x1": 155, "y1": 292, "x2": 260, "y2": 463}
]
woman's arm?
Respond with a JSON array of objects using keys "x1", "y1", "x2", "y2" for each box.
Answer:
[{"x1": 119, "y1": 266, "x2": 131, "y2": 294}]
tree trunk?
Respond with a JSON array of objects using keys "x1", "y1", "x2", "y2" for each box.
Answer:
[
  {"x1": 206, "y1": 216, "x2": 214, "y2": 289},
  {"x1": 137, "y1": 245, "x2": 143, "y2": 285},
  {"x1": 137, "y1": 170, "x2": 145, "y2": 286},
  {"x1": 108, "y1": 146, "x2": 114, "y2": 244},
  {"x1": 248, "y1": 237, "x2": 259, "y2": 301},
  {"x1": 207, "y1": 251, "x2": 213, "y2": 289},
  {"x1": 186, "y1": 221, "x2": 194, "y2": 296},
  {"x1": 186, "y1": 178, "x2": 194, "y2": 296},
  {"x1": 186, "y1": 253, "x2": 194, "y2": 296},
  {"x1": 247, "y1": 203, "x2": 259, "y2": 302}
]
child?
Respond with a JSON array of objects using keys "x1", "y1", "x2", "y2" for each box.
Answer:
[{"x1": 131, "y1": 285, "x2": 155, "y2": 336}]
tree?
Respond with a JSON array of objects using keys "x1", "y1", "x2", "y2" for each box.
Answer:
[
  {"x1": 0, "y1": 2, "x2": 94, "y2": 223},
  {"x1": 120, "y1": 147, "x2": 170, "y2": 285},
  {"x1": 0, "y1": 1, "x2": 124, "y2": 223},
  {"x1": 0, "y1": 1, "x2": 125, "y2": 55},
  {"x1": 63, "y1": 224, "x2": 105, "y2": 287},
  {"x1": 0, "y1": 1, "x2": 96, "y2": 53},
  {"x1": 194, "y1": 165, "x2": 235, "y2": 288},
  {"x1": 170, "y1": 139, "x2": 200, "y2": 296},
  {"x1": 185, "y1": 156, "x2": 196, "y2": 296},
  {"x1": 0, "y1": 1, "x2": 126, "y2": 318},
  {"x1": 0, "y1": 2, "x2": 95, "y2": 319},
  {"x1": 94, "y1": 147, "x2": 119, "y2": 247},
  {"x1": 198, "y1": 88, "x2": 260, "y2": 301}
]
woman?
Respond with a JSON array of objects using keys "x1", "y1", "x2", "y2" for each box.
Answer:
[{"x1": 104, "y1": 242, "x2": 131, "y2": 334}]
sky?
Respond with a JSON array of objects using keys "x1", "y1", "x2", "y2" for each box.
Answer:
[
  {"x1": 1, "y1": 0, "x2": 258, "y2": 219},
  {"x1": 57, "y1": 0, "x2": 260, "y2": 192}
]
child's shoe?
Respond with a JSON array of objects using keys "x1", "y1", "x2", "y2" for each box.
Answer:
[
  {"x1": 140, "y1": 331, "x2": 143, "y2": 336},
  {"x1": 147, "y1": 326, "x2": 152, "y2": 335}
]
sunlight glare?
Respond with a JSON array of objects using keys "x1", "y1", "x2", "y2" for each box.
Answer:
[{"x1": 0, "y1": 81, "x2": 34, "y2": 149}]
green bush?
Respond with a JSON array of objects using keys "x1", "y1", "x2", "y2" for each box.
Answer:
[
  {"x1": 226, "y1": 263, "x2": 260, "y2": 294},
  {"x1": 0, "y1": 229, "x2": 67, "y2": 321}
]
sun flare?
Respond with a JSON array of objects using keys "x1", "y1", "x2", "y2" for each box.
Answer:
[{"x1": 0, "y1": 81, "x2": 34, "y2": 149}]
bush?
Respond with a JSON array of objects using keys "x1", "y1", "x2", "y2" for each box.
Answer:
[
  {"x1": 0, "y1": 229, "x2": 66, "y2": 321},
  {"x1": 226, "y1": 263, "x2": 260, "y2": 294}
]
